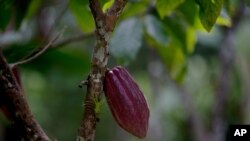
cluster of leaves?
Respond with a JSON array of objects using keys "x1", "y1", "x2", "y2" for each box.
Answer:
[
  {"x1": 96, "y1": 0, "x2": 232, "y2": 80},
  {"x1": 0, "y1": 0, "x2": 246, "y2": 81},
  {"x1": 68, "y1": 0, "x2": 236, "y2": 81}
]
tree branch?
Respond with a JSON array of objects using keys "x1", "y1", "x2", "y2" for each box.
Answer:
[
  {"x1": 106, "y1": 0, "x2": 127, "y2": 17},
  {"x1": 10, "y1": 30, "x2": 63, "y2": 67},
  {"x1": 77, "y1": 0, "x2": 127, "y2": 141},
  {"x1": 9, "y1": 31, "x2": 94, "y2": 67},
  {"x1": 0, "y1": 50, "x2": 50, "y2": 141}
]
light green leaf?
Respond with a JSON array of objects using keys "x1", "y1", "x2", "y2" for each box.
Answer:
[
  {"x1": 156, "y1": 0, "x2": 185, "y2": 18},
  {"x1": 99, "y1": 0, "x2": 111, "y2": 6},
  {"x1": 186, "y1": 27, "x2": 196, "y2": 53},
  {"x1": 195, "y1": 0, "x2": 223, "y2": 32},
  {"x1": 69, "y1": 0, "x2": 95, "y2": 32},
  {"x1": 144, "y1": 15, "x2": 168, "y2": 45},
  {"x1": 110, "y1": 18, "x2": 143, "y2": 61},
  {"x1": 102, "y1": 0, "x2": 114, "y2": 12},
  {"x1": 216, "y1": 14, "x2": 231, "y2": 27}
]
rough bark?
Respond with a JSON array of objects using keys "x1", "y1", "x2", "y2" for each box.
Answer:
[
  {"x1": 77, "y1": 0, "x2": 127, "y2": 141},
  {"x1": 0, "y1": 50, "x2": 50, "y2": 141}
]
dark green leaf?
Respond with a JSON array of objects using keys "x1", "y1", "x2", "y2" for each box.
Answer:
[
  {"x1": 156, "y1": 0, "x2": 185, "y2": 18},
  {"x1": 247, "y1": 0, "x2": 250, "y2": 6},
  {"x1": 224, "y1": 0, "x2": 236, "y2": 16},
  {"x1": 15, "y1": 0, "x2": 31, "y2": 29},
  {"x1": 178, "y1": 0, "x2": 199, "y2": 26},
  {"x1": 25, "y1": 0, "x2": 42, "y2": 19},
  {"x1": 0, "y1": 0, "x2": 31, "y2": 30},
  {"x1": 163, "y1": 16, "x2": 187, "y2": 53},
  {"x1": 110, "y1": 17, "x2": 143, "y2": 61},
  {"x1": 161, "y1": 16, "x2": 197, "y2": 54},
  {"x1": 195, "y1": 0, "x2": 223, "y2": 32},
  {"x1": 69, "y1": 0, "x2": 95, "y2": 32},
  {"x1": 0, "y1": 0, "x2": 15, "y2": 30}
]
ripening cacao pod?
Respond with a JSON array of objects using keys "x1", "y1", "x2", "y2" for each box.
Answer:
[{"x1": 104, "y1": 66, "x2": 149, "y2": 138}]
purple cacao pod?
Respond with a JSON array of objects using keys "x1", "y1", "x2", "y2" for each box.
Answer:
[{"x1": 104, "y1": 66, "x2": 149, "y2": 138}]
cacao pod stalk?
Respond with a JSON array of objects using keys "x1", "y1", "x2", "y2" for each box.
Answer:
[{"x1": 104, "y1": 66, "x2": 149, "y2": 139}]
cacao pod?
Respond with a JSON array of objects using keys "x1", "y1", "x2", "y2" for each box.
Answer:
[{"x1": 104, "y1": 66, "x2": 149, "y2": 138}]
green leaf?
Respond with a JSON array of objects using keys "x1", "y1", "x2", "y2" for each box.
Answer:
[
  {"x1": 0, "y1": 0, "x2": 15, "y2": 30},
  {"x1": 161, "y1": 16, "x2": 197, "y2": 54},
  {"x1": 224, "y1": 0, "x2": 236, "y2": 16},
  {"x1": 156, "y1": 0, "x2": 185, "y2": 18},
  {"x1": 247, "y1": 0, "x2": 250, "y2": 6},
  {"x1": 216, "y1": 14, "x2": 231, "y2": 27},
  {"x1": 110, "y1": 17, "x2": 143, "y2": 62},
  {"x1": 102, "y1": 0, "x2": 114, "y2": 12},
  {"x1": 195, "y1": 0, "x2": 223, "y2": 32},
  {"x1": 120, "y1": 1, "x2": 149, "y2": 19},
  {"x1": 178, "y1": 0, "x2": 199, "y2": 26},
  {"x1": 15, "y1": 0, "x2": 31, "y2": 29},
  {"x1": 146, "y1": 36, "x2": 187, "y2": 82},
  {"x1": 99, "y1": 0, "x2": 111, "y2": 7},
  {"x1": 163, "y1": 16, "x2": 187, "y2": 53},
  {"x1": 186, "y1": 27, "x2": 196, "y2": 53},
  {"x1": 69, "y1": 0, "x2": 95, "y2": 33},
  {"x1": 144, "y1": 15, "x2": 168, "y2": 45},
  {"x1": 25, "y1": 0, "x2": 42, "y2": 19}
]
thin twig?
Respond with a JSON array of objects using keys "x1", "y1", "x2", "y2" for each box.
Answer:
[
  {"x1": 10, "y1": 29, "x2": 65, "y2": 67},
  {"x1": 9, "y1": 30, "x2": 94, "y2": 67},
  {"x1": 52, "y1": 32, "x2": 94, "y2": 49},
  {"x1": 8, "y1": 1, "x2": 69, "y2": 67}
]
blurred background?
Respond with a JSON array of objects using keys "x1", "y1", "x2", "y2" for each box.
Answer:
[{"x1": 0, "y1": 0, "x2": 250, "y2": 141}]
